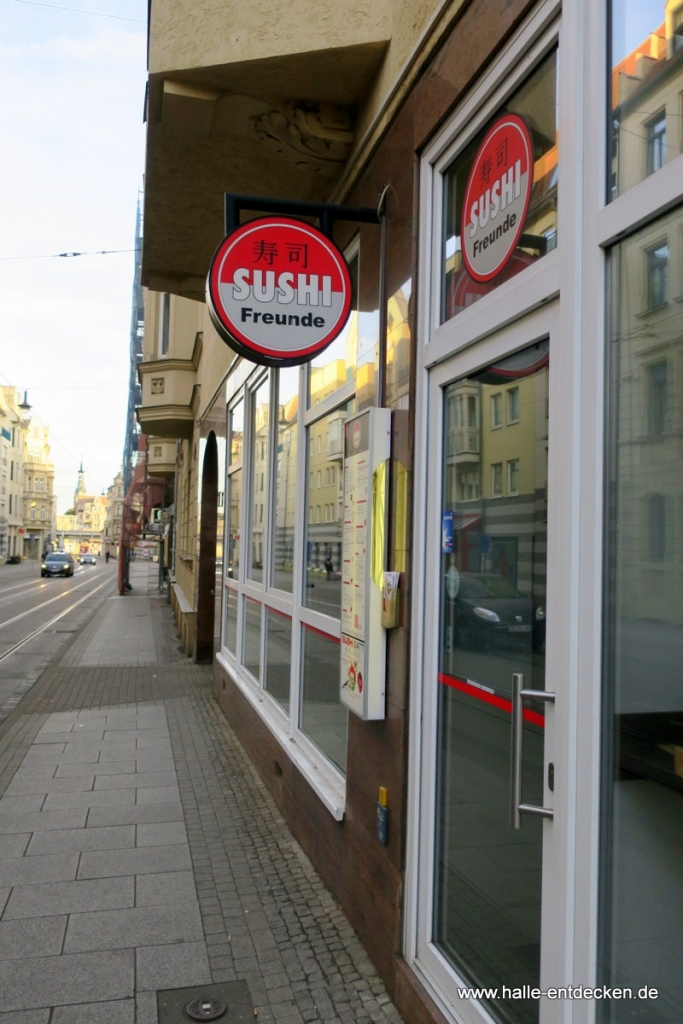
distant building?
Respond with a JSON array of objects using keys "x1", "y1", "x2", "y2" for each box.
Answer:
[
  {"x1": 103, "y1": 468, "x2": 124, "y2": 558},
  {"x1": 22, "y1": 414, "x2": 56, "y2": 560},
  {"x1": 55, "y1": 467, "x2": 107, "y2": 555},
  {"x1": 0, "y1": 387, "x2": 29, "y2": 562}
]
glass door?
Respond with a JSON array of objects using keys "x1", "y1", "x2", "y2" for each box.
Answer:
[{"x1": 415, "y1": 310, "x2": 566, "y2": 1024}]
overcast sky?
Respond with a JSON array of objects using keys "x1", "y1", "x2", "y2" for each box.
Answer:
[{"x1": 1, "y1": 0, "x2": 147, "y2": 516}]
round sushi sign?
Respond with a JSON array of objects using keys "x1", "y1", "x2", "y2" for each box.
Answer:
[
  {"x1": 462, "y1": 114, "x2": 534, "y2": 283},
  {"x1": 207, "y1": 217, "x2": 353, "y2": 367}
]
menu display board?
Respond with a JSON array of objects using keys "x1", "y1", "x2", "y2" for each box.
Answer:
[{"x1": 340, "y1": 408, "x2": 391, "y2": 720}]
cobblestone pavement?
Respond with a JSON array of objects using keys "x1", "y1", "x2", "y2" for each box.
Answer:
[{"x1": 0, "y1": 564, "x2": 404, "y2": 1023}]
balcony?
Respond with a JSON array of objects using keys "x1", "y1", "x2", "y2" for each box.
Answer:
[
  {"x1": 148, "y1": 438, "x2": 177, "y2": 478},
  {"x1": 142, "y1": 0, "x2": 390, "y2": 300},
  {"x1": 136, "y1": 333, "x2": 202, "y2": 440}
]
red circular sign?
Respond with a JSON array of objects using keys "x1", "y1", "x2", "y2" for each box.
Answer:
[
  {"x1": 461, "y1": 114, "x2": 534, "y2": 283},
  {"x1": 207, "y1": 217, "x2": 353, "y2": 367}
]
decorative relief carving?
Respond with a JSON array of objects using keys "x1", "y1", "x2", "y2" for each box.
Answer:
[
  {"x1": 153, "y1": 446, "x2": 163, "y2": 457},
  {"x1": 151, "y1": 378, "x2": 165, "y2": 395},
  {"x1": 251, "y1": 101, "x2": 353, "y2": 171}
]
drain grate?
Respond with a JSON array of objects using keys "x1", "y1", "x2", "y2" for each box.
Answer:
[{"x1": 158, "y1": 982, "x2": 253, "y2": 1024}]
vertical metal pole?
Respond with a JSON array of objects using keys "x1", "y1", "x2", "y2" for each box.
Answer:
[{"x1": 510, "y1": 672, "x2": 525, "y2": 829}]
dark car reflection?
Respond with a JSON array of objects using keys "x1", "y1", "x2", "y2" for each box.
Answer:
[{"x1": 446, "y1": 572, "x2": 545, "y2": 650}]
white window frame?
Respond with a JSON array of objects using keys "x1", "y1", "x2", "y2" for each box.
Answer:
[{"x1": 405, "y1": 0, "x2": 619, "y2": 1021}]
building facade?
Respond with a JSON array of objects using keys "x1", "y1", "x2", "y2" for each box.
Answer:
[
  {"x1": 22, "y1": 414, "x2": 56, "y2": 560},
  {"x1": 137, "y1": 2, "x2": 683, "y2": 1023},
  {"x1": 0, "y1": 387, "x2": 29, "y2": 563},
  {"x1": 103, "y1": 468, "x2": 125, "y2": 559}
]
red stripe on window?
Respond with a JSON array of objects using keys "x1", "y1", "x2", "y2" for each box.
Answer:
[
  {"x1": 438, "y1": 672, "x2": 545, "y2": 727},
  {"x1": 301, "y1": 622, "x2": 341, "y2": 644}
]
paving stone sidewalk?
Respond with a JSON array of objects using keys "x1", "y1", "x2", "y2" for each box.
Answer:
[{"x1": 0, "y1": 564, "x2": 404, "y2": 1024}]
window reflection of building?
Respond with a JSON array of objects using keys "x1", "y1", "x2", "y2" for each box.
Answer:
[{"x1": 611, "y1": 1, "x2": 683, "y2": 198}]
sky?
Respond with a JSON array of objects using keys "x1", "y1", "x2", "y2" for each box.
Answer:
[{"x1": 1, "y1": 0, "x2": 147, "y2": 516}]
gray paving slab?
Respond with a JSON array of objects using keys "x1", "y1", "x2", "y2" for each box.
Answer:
[
  {"x1": 3, "y1": 876, "x2": 135, "y2": 919},
  {"x1": 4, "y1": 775, "x2": 95, "y2": 796},
  {"x1": 134, "y1": 758, "x2": 175, "y2": 774},
  {"x1": 26, "y1": 825, "x2": 136, "y2": 857},
  {"x1": 0, "y1": 795, "x2": 46, "y2": 813},
  {"x1": 34, "y1": 732, "x2": 102, "y2": 744},
  {"x1": 0, "y1": 1010, "x2": 50, "y2": 1023},
  {"x1": 135, "y1": 871, "x2": 197, "y2": 907},
  {"x1": 23, "y1": 748, "x2": 98, "y2": 766},
  {"x1": 134, "y1": 991, "x2": 157, "y2": 1024},
  {"x1": 94, "y1": 771, "x2": 176, "y2": 791},
  {"x1": 0, "y1": 834, "x2": 31, "y2": 858},
  {"x1": 99, "y1": 731, "x2": 139, "y2": 742},
  {"x1": 0, "y1": 809, "x2": 87, "y2": 835},
  {"x1": 0, "y1": 890, "x2": 8, "y2": 916},
  {"x1": 51, "y1": 999, "x2": 135, "y2": 1024},
  {"x1": 56, "y1": 761, "x2": 136, "y2": 778},
  {"x1": 4, "y1": 767, "x2": 56, "y2": 783},
  {"x1": 136, "y1": 821, "x2": 187, "y2": 847},
  {"x1": 135, "y1": 738, "x2": 173, "y2": 752},
  {"x1": 78, "y1": 844, "x2": 192, "y2": 879},
  {"x1": 97, "y1": 748, "x2": 144, "y2": 764},
  {"x1": 43, "y1": 789, "x2": 135, "y2": 811},
  {"x1": 0, "y1": 853, "x2": 78, "y2": 887},
  {"x1": 0, "y1": 949, "x2": 134, "y2": 1011},
  {"x1": 135, "y1": 940, "x2": 211, "y2": 992},
  {"x1": 0, "y1": 916, "x2": 67, "y2": 960},
  {"x1": 63, "y1": 902, "x2": 203, "y2": 952},
  {"x1": 86, "y1": 802, "x2": 183, "y2": 828},
  {"x1": 136, "y1": 786, "x2": 180, "y2": 805}
]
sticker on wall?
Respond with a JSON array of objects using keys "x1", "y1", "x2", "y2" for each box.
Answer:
[
  {"x1": 207, "y1": 217, "x2": 353, "y2": 367},
  {"x1": 461, "y1": 113, "x2": 534, "y2": 283}
]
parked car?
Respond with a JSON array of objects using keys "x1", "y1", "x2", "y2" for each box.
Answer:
[
  {"x1": 445, "y1": 572, "x2": 544, "y2": 650},
  {"x1": 79, "y1": 554, "x2": 96, "y2": 565},
  {"x1": 41, "y1": 552, "x2": 76, "y2": 577}
]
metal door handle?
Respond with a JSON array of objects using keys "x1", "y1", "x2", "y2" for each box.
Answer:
[{"x1": 510, "y1": 672, "x2": 555, "y2": 829}]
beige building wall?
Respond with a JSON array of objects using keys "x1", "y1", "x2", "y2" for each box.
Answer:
[{"x1": 0, "y1": 387, "x2": 28, "y2": 562}]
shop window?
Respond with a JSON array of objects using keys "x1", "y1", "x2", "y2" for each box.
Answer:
[
  {"x1": 646, "y1": 111, "x2": 667, "y2": 176},
  {"x1": 225, "y1": 588, "x2": 238, "y2": 653},
  {"x1": 229, "y1": 399, "x2": 244, "y2": 466},
  {"x1": 242, "y1": 598, "x2": 261, "y2": 680},
  {"x1": 601, "y1": 205, "x2": 683, "y2": 1020},
  {"x1": 248, "y1": 376, "x2": 269, "y2": 583},
  {"x1": 442, "y1": 48, "x2": 558, "y2": 322},
  {"x1": 264, "y1": 609, "x2": 291, "y2": 712},
  {"x1": 308, "y1": 253, "x2": 359, "y2": 408},
  {"x1": 272, "y1": 367, "x2": 298, "y2": 593},
  {"x1": 300, "y1": 626, "x2": 347, "y2": 773},
  {"x1": 646, "y1": 244, "x2": 668, "y2": 309},
  {"x1": 609, "y1": 1, "x2": 682, "y2": 199}
]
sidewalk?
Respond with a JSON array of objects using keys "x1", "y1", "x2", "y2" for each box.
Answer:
[{"x1": 0, "y1": 563, "x2": 404, "y2": 1023}]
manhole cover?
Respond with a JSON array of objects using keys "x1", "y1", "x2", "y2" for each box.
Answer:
[
  {"x1": 186, "y1": 997, "x2": 227, "y2": 1020},
  {"x1": 158, "y1": 981, "x2": 253, "y2": 1024}
]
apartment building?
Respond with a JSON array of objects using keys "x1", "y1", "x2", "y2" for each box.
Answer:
[{"x1": 136, "y1": 1, "x2": 683, "y2": 1023}]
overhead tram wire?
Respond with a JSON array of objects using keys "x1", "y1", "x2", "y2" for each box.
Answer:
[
  {"x1": 0, "y1": 248, "x2": 140, "y2": 261},
  {"x1": 7, "y1": 0, "x2": 146, "y2": 23}
]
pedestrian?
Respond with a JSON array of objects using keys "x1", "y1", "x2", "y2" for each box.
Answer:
[
  {"x1": 105, "y1": 551, "x2": 110, "y2": 564},
  {"x1": 325, "y1": 556, "x2": 333, "y2": 581}
]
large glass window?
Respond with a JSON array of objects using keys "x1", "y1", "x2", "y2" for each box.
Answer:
[
  {"x1": 301, "y1": 626, "x2": 347, "y2": 773},
  {"x1": 601, "y1": 205, "x2": 683, "y2": 1022},
  {"x1": 442, "y1": 49, "x2": 558, "y2": 322},
  {"x1": 264, "y1": 609, "x2": 291, "y2": 712},
  {"x1": 272, "y1": 367, "x2": 299, "y2": 593},
  {"x1": 243, "y1": 598, "x2": 261, "y2": 680},
  {"x1": 248, "y1": 376, "x2": 269, "y2": 583},
  {"x1": 609, "y1": 0, "x2": 683, "y2": 199},
  {"x1": 304, "y1": 402, "x2": 353, "y2": 616}
]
